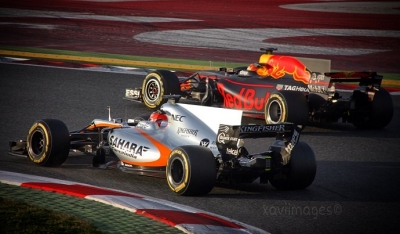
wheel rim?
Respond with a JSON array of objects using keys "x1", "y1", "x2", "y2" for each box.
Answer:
[
  {"x1": 267, "y1": 99, "x2": 283, "y2": 123},
  {"x1": 144, "y1": 78, "x2": 160, "y2": 103},
  {"x1": 170, "y1": 158, "x2": 184, "y2": 184},
  {"x1": 29, "y1": 129, "x2": 45, "y2": 159}
]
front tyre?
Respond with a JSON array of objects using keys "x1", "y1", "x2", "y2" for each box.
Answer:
[
  {"x1": 27, "y1": 119, "x2": 70, "y2": 167},
  {"x1": 166, "y1": 146, "x2": 216, "y2": 196},
  {"x1": 142, "y1": 70, "x2": 180, "y2": 109},
  {"x1": 269, "y1": 141, "x2": 317, "y2": 190}
]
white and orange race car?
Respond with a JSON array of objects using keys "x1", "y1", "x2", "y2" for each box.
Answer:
[{"x1": 9, "y1": 100, "x2": 316, "y2": 196}]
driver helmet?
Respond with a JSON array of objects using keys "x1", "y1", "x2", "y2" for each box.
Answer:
[
  {"x1": 247, "y1": 63, "x2": 260, "y2": 72},
  {"x1": 247, "y1": 63, "x2": 269, "y2": 77},
  {"x1": 149, "y1": 110, "x2": 168, "y2": 127}
]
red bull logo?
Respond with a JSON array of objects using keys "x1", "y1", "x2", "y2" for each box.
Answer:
[
  {"x1": 256, "y1": 54, "x2": 311, "y2": 84},
  {"x1": 217, "y1": 83, "x2": 270, "y2": 111}
]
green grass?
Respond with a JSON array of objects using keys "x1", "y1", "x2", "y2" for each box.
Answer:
[
  {"x1": 380, "y1": 73, "x2": 400, "y2": 81},
  {"x1": 0, "y1": 197, "x2": 103, "y2": 234},
  {"x1": 1, "y1": 45, "x2": 399, "y2": 81},
  {"x1": 0, "y1": 45, "x2": 247, "y2": 69}
]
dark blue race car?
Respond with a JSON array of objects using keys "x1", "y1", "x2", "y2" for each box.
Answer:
[{"x1": 125, "y1": 48, "x2": 393, "y2": 129}]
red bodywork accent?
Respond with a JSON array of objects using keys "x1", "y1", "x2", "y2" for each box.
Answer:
[
  {"x1": 257, "y1": 55, "x2": 311, "y2": 84},
  {"x1": 217, "y1": 82, "x2": 271, "y2": 111}
]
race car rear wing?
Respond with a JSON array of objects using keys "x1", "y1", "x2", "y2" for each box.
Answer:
[
  {"x1": 326, "y1": 71, "x2": 383, "y2": 85},
  {"x1": 308, "y1": 71, "x2": 383, "y2": 95},
  {"x1": 216, "y1": 123, "x2": 301, "y2": 158}
]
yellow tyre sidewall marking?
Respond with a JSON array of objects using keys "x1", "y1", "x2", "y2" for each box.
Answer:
[
  {"x1": 27, "y1": 122, "x2": 50, "y2": 164},
  {"x1": 167, "y1": 149, "x2": 190, "y2": 193},
  {"x1": 265, "y1": 93, "x2": 287, "y2": 124},
  {"x1": 142, "y1": 73, "x2": 165, "y2": 108}
]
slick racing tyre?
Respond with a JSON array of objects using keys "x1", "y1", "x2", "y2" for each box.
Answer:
[
  {"x1": 166, "y1": 146, "x2": 216, "y2": 196},
  {"x1": 352, "y1": 88, "x2": 393, "y2": 129},
  {"x1": 27, "y1": 119, "x2": 70, "y2": 167},
  {"x1": 264, "y1": 91, "x2": 309, "y2": 125},
  {"x1": 142, "y1": 70, "x2": 180, "y2": 109},
  {"x1": 269, "y1": 141, "x2": 316, "y2": 190}
]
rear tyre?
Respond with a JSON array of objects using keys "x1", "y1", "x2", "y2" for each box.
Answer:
[
  {"x1": 265, "y1": 91, "x2": 309, "y2": 125},
  {"x1": 166, "y1": 146, "x2": 216, "y2": 196},
  {"x1": 27, "y1": 119, "x2": 70, "y2": 167},
  {"x1": 352, "y1": 88, "x2": 393, "y2": 129},
  {"x1": 142, "y1": 70, "x2": 180, "y2": 109},
  {"x1": 269, "y1": 141, "x2": 316, "y2": 190}
]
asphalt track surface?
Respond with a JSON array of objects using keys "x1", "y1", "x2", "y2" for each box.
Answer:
[
  {"x1": 1, "y1": 63, "x2": 400, "y2": 234},
  {"x1": 1, "y1": 1, "x2": 400, "y2": 233}
]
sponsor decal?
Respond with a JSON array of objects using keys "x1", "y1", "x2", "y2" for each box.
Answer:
[
  {"x1": 217, "y1": 84, "x2": 270, "y2": 111},
  {"x1": 308, "y1": 84, "x2": 328, "y2": 94},
  {"x1": 282, "y1": 85, "x2": 309, "y2": 92},
  {"x1": 285, "y1": 128, "x2": 300, "y2": 154},
  {"x1": 177, "y1": 127, "x2": 199, "y2": 136},
  {"x1": 200, "y1": 138, "x2": 210, "y2": 147},
  {"x1": 310, "y1": 73, "x2": 326, "y2": 83},
  {"x1": 201, "y1": 138, "x2": 217, "y2": 149},
  {"x1": 217, "y1": 132, "x2": 238, "y2": 144},
  {"x1": 109, "y1": 135, "x2": 149, "y2": 159},
  {"x1": 172, "y1": 114, "x2": 186, "y2": 122},
  {"x1": 308, "y1": 73, "x2": 329, "y2": 94},
  {"x1": 240, "y1": 124, "x2": 286, "y2": 133},
  {"x1": 136, "y1": 121, "x2": 150, "y2": 129},
  {"x1": 226, "y1": 147, "x2": 238, "y2": 156},
  {"x1": 276, "y1": 84, "x2": 283, "y2": 90},
  {"x1": 257, "y1": 54, "x2": 311, "y2": 84},
  {"x1": 209, "y1": 142, "x2": 217, "y2": 150},
  {"x1": 125, "y1": 89, "x2": 141, "y2": 98}
]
